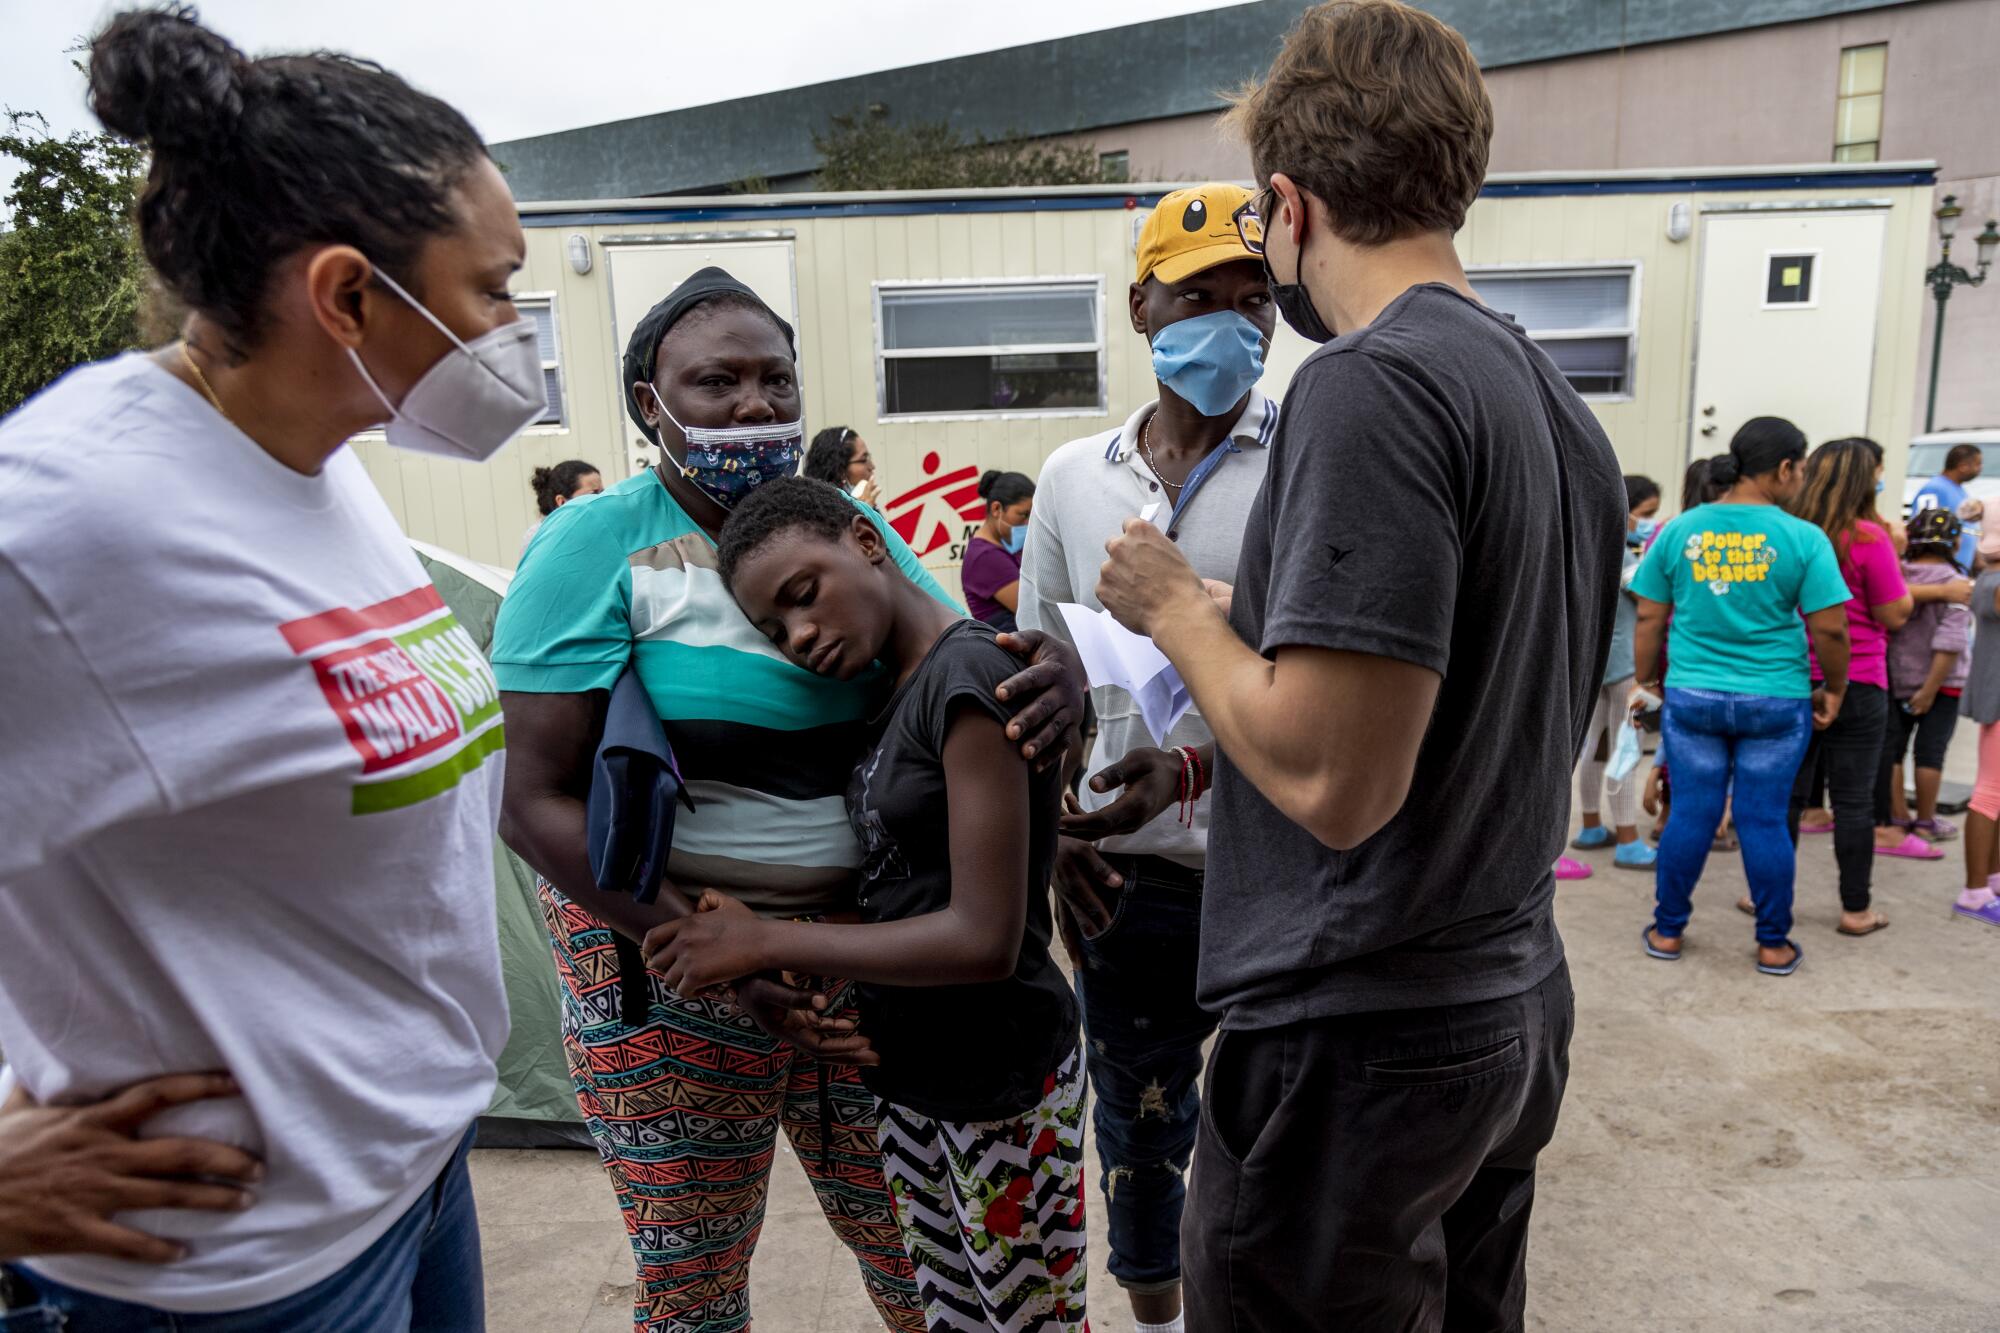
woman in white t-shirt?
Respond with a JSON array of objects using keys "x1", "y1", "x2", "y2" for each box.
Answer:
[{"x1": 0, "y1": 9, "x2": 547, "y2": 1328}]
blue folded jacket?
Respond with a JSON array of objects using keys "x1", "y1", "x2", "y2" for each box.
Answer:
[{"x1": 587, "y1": 667, "x2": 695, "y2": 905}]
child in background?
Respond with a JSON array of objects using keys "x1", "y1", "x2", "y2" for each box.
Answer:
[
  {"x1": 1572, "y1": 475, "x2": 1660, "y2": 870},
  {"x1": 646, "y1": 476, "x2": 1088, "y2": 1331},
  {"x1": 1954, "y1": 526, "x2": 2000, "y2": 926},
  {"x1": 1876, "y1": 508, "x2": 1973, "y2": 849}
]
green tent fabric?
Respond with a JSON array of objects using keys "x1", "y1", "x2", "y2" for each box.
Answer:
[{"x1": 412, "y1": 541, "x2": 589, "y2": 1149}]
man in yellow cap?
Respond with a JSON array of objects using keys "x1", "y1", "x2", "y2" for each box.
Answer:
[{"x1": 1014, "y1": 182, "x2": 1276, "y2": 1333}]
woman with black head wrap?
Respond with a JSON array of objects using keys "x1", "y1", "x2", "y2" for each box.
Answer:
[{"x1": 492, "y1": 268, "x2": 1084, "y2": 1333}]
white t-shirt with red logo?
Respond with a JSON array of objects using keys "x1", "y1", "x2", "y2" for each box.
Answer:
[{"x1": 0, "y1": 354, "x2": 509, "y2": 1312}]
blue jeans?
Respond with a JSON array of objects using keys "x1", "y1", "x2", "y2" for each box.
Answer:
[
  {"x1": 1655, "y1": 688, "x2": 1812, "y2": 947},
  {"x1": 1074, "y1": 854, "x2": 1217, "y2": 1294},
  {"x1": 0, "y1": 1127, "x2": 481, "y2": 1332}
]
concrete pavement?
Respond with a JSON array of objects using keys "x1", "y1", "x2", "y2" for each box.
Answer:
[{"x1": 474, "y1": 734, "x2": 2000, "y2": 1331}]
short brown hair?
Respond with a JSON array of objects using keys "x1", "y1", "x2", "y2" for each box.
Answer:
[{"x1": 1225, "y1": 0, "x2": 1493, "y2": 244}]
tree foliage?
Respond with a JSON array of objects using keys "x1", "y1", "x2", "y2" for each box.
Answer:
[
  {"x1": 0, "y1": 112, "x2": 151, "y2": 414},
  {"x1": 812, "y1": 107, "x2": 1112, "y2": 192}
]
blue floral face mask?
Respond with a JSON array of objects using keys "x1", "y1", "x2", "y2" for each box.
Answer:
[
  {"x1": 650, "y1": 385, "x2": 803, "y2": 510},
  {"x1": 1149, "y1": 310, "x2": 1267, "y2": 417}
]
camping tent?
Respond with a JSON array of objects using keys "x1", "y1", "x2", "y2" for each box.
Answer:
[{"x1": 410, "y1": 541, "x2": 590, "y2": 1150}]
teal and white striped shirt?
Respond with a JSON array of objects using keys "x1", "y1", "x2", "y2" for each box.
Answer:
[{"x1": 494, "y1": 470, "x2": 955, "y2": 916}]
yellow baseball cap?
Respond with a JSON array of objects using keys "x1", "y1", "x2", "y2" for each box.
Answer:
[{"x1": 1137, "y1": 184, "x2": 1259, "y2": 285}]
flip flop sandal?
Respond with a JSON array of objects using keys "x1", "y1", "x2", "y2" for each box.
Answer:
[
  {"x1": 1756, "y1": 943, "x2": 1804, "y2": 976},
  {"x1": 1912, "y1": 818, "x2": 1959, "y2": 842},
  {"x1": 1954, "y1": 898, "x2": 2000, "y2": 927},
  {"x1": 1642, "y1": 926, "x2": 1683, "y2": 961},
  {"x1": 1875, "y1": 833, "x2": 1944, "y2": 861},
  {"x1": 1836, "y1": 916, "x2": 1891, "y2": 937}
]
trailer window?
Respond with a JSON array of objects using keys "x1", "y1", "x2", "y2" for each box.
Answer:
[
  {"x1": 513, "y1": 295, "x2": 567, "y2": 428},
  {"x1": 1467, "y1": 266, "x2": 1638, "y2": 398},
  {"x1": 874, "y1": 280, "x2": 1106, "y2": 419}
]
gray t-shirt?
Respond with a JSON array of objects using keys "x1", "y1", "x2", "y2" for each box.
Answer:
[
  {"x1": 1963, "y1": 571, "x2": 2000, "y2": 724},
  {"x1": 1200, "y1": 284, "x2": 1626, "y2": 1027}
]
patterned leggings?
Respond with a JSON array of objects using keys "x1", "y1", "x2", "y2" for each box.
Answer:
[
  {"x1": 876, "y1": 1046, "x2": 1089, "y2": 1332},
  {"x1": 539, "y1": 885, "x2": 926, "y2": 1333}
]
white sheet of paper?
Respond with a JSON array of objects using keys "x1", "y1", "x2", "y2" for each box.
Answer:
[{"x1": 1055, "y1": 602, "x2": 1194, "y2": 747}]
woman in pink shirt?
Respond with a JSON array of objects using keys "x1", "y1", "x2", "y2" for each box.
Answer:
[{"x1": 1783, "y1": 438, "x2": 1967, "y2": 934}]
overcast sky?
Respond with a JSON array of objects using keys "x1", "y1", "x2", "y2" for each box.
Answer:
[{"x1": 3, "y1": 0, "x2": 1251, "y2": 212}]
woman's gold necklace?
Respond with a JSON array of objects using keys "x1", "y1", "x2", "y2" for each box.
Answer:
[{"x1": 179, "y1": 342, "x2": 231, "y2": 423}]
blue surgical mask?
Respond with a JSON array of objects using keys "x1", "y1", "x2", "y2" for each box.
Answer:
[
  {"x1": 1149, "y1": 310, "x2": 1266, "y2": 417},
  {"x1": 1875, "y1": 480, "x2": 1886, "y2": 495},
  {"x1": 1003, "y1": 524, "x2": 1027, "y2": 555},
  {"x1": 1629, "y1": 517, "x2": 1659, "y2": 547}
]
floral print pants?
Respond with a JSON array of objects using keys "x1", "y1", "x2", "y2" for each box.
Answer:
[{"x1": 874, "y1": 1047, "x2": 1088, "y2": 1332}]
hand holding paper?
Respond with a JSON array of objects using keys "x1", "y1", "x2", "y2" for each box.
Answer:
[
  {"x1": 1056, "y1": 602, "x2": 1193, "y2": 747},
  {"x1": 1096, "y1": 514, "x2": 1210, "y2": 640}
]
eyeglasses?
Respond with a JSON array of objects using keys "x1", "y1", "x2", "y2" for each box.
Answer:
[{"x1": 1233, "y1": 193, "x2": 1267, "y2": 256}]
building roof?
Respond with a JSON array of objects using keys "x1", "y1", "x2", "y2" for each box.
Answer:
[
  {"x1": 513, "y1": 161, "x2": 1938, "y2": 227},
  {"x1": 490, "y1": 0, "x2": 1915, "y2": 201}
]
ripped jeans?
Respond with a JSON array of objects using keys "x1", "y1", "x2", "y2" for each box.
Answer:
[{"x1": 1074, "y1": 854, "x2": 1217, "y2": 1294}]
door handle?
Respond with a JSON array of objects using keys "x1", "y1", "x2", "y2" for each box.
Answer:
[{"x1": 1700, "y1": 425, "x2": 1718, "y2": 437}]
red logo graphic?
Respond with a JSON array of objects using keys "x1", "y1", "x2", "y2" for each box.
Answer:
[
  {"x1": 280, "y1": 586, "x2": 495, "y2": 774},
  {"x1": 884, "y1": 452, "x2": 986, "y2": 558}
]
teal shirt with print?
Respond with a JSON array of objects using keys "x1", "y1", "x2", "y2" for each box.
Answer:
[
  {"x1": 1629, "y1": 502, "x2": 1850, "y2": 700},
  {"x1": 491, "y1": 470, "x2": 957, "y2": 917}
]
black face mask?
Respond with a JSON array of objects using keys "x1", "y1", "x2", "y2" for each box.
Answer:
[{"x1": 1262, "y1": 212, "x2": 1336, "y2": 345}]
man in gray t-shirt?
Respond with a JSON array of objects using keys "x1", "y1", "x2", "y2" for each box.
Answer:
[
  {"x1": 1961, "y1": 568, "x2": 2000, "y2": 725},
  {"x1": 1093, "y1": 6, "x2": 1625, "y2": 1327},
  {"x1": 1193, "y1": 283, "x2": 1615, "y2": 1024}
]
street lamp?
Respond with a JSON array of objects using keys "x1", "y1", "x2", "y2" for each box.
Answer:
[{"x1": 1924, "y1": 193, "x2": 2000, "y2": 433}]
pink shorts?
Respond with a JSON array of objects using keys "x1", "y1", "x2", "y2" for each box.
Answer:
[{"x1": 1972, "y1": 722, "x2": 2000, "y2": 820}]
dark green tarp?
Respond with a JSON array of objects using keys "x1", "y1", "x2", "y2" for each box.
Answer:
[{"x1": 413, "y1": 542, "x2": 589, "y2": 1149}]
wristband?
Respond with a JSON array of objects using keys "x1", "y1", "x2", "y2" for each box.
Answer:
[{"x1": 1173, "y1": 745, "x2": 1208, "y2": 827}]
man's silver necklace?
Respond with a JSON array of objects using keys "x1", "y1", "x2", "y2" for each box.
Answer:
[{"x1": 1138, "y1": 416, "x2": 1185, "y2": 493}]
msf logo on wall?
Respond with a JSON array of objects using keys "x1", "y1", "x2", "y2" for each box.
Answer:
[{"x1": 884, "y1": 451, "x2": 988, "y2": 561}]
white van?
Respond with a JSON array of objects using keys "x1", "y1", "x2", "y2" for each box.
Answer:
[{"x1": 1901, "y1": 428, "x2": 2000, "y2": 520}]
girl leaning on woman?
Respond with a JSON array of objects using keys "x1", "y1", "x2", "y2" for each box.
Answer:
[{"x1": 491, "y1": 269, "x2": 1086, "y2": 1333}]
